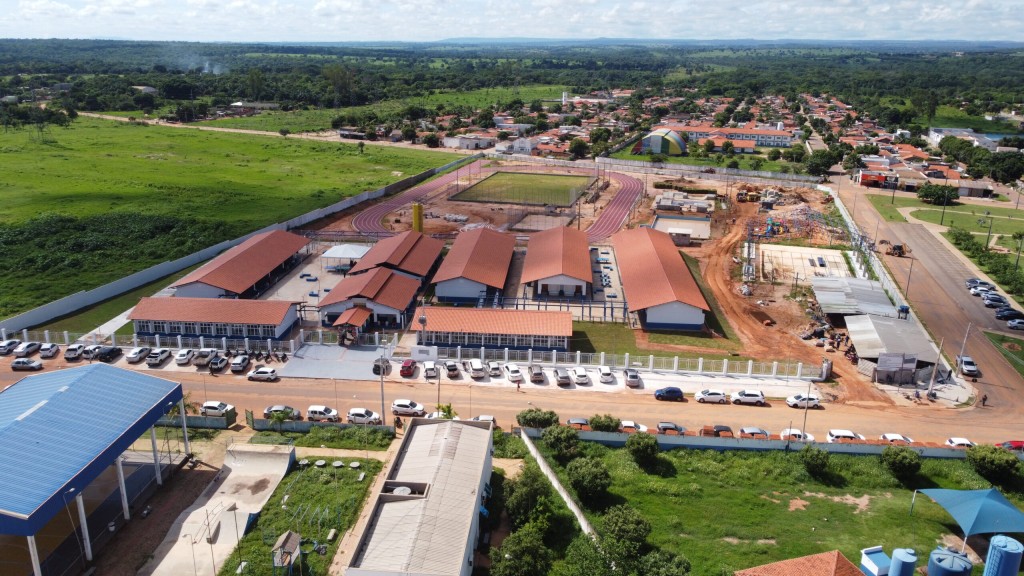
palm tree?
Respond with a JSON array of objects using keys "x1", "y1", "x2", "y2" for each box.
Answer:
[
  {"x1": 269, "y1": 410, "x2": 290, "y2": 432},
  {"x1": 167, "y1": 391, "x2": 198, "y2": 417}
]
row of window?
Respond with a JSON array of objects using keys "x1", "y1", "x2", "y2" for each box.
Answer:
[
  {"x1": 133, "y1": 320, "x2": 276, "y2": 338},
  {"x1": 422, "y1": 331, "x2": 568, "y2": 349}
]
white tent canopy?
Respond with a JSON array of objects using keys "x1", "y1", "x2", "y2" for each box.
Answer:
[{"x1": 323, "y1": 244, "x2": 371, "y2": 260}]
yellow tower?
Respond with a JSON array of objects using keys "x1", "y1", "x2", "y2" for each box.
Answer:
[{"x1": 412, "y1": 202, "x2": 424, "y2": 233}]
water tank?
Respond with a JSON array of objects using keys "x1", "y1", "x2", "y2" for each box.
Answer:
[
  {"x1": 928, "y1": 547, "x2": 972, "y2": 576},
  {"x1": 890, "y1": 548, "x2": 917, "y2": 576},
  {"x1": 984, "y1": 535, "x2": 1024, "y2": 576}
]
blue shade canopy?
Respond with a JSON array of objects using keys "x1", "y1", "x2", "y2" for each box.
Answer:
[{"x1": 920, "y1": 488, "x2": 1024, "y2": 537}]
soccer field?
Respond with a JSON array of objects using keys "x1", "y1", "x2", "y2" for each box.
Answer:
[{"x1": 452, "y1": 171, "x2": 592, "y2": 207}]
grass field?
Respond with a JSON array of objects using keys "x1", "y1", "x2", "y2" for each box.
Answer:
[
  {"x1": 985, "y1": 331, "x2": 1024, "y2": 379},
  {"x1": 865, "y1": 194, "x2": 1024, "y2": 237},
  {"x1": 453, "y1": 171, "x2": 591, "y2": 206},
  {"x1": 537, "y1": 439, "x2": 1003, "y2": 576}
]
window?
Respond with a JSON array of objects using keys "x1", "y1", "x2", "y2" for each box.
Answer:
[
  {"x1": 169, "y1": 322, "x2": 183, "y2": 334},
  {"x1": 246, "y1": 324, "x2": 261, "y2": 337},
  {"x1": 199, "y1": 322, "x2": 213, "y2": 335},
  {"x1": 182, "y1": 322, "x2": 197, "y2": 335},
  {"x1": 215, "y1": 324, "x2": 229, "y2": 336},
  {"x1": 153, "y1": 321, "x2": 168, "y2": 333},
  {"x1": 260, "y1": 325, "x2": 275, "y2": 337},
  {"x1": 135, "y1": 321, "x2": 152, "y2": 333}
]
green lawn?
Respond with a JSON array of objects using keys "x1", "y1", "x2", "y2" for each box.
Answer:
[
  {"x1": 920, "y1": 105, "x2": 1023, "y2": 133},
  {"x1": 866, "y1": 194, "x2": 1024, "y2": 237},
  {"x1": 538, "y1": 440, "x2": 1001, "y2": 576},
  {"x1": 453, "y1": 171, "x2": 590, "y2": 206},
  {"x1": 250, "y1": 426, "x2": 394, "y2": 451},
  {"x1": 984, "y1": 331, "x2": 1024, "y2": 379}
]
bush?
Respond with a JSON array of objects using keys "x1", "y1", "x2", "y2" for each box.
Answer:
[
  {"x1": 967, "y1": 445, "x2": 1021, "y2": 484},
  {"x1": 589, "y1": 413, "x2": 621, "y2": 432},
  {"x1": 881, "y1": 445, "x2": 921, "y2": 480},
  {"x1": 492, "y1": 430, "x2": 528, "y2": 458},
  {"x1": 490, "y1": 520, "x2": 553, "y2": 576},
  {"x1": 601, "y1": 504, "x2": 651, "y2": 570},
  {"x1": 517, "y1": 408, "x2": 560, "y2": 428},
  {"x1": 626, "y1": 432, "x2": 659, "y2": 466},
  {"x1": 505, "y1": 463, "x2": 553, "y2": 528},
  {"x1": 542, "y1": 425, "x2": 579, "y2": 462},
  {"x1": 800, "y1": 445, "x2": 830, "y2": 478},
  {"x1": 567, "y1": 457, "x2": 611, "y2": 503}
]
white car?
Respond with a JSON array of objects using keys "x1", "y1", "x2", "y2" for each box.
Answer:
[
  {"x1": 175, "y1": 349, "x2": 196, "y2": 365},
  {"x1": 731, "y1": 390, "x2": 766, "y2": 406},
  {"x1": 307, "y1": 405, "x2": 340, "y2": 422},
  {"x1": 695, "y1": 389, "x2": 728, "y2": 404},
  {"x1": 230, "y1": 355, "x2": 250, "y2": 372},
  {"x1": 970, "y1": 285, "x2": 994, "y2": 296},
  {"x1": 81, "y1": 345, "x2": 102, "y2": 360},
  {"x1": 487, "y1": 361, "x2": 502, "y2": 377},
  {"x1": 391, "y1": 399, "x2": 427, "y2": 416},
  {"x1": 64, "y1": 343, "x2": 85, "y2": 360},
  {"x1": 0, "y1": 339, "x2": 22, "y2": 355},
  {"x1": 426, "y1": 412, "x2": 461, "y2": 420},
  {"x1": 125, "y1": 346, "x2": 152, "y2": 363},
  {"x1": 786, "y1": 393, "x2": 821, "y2": 409},
  {"x1": 881, "y1": 433, "x2": 914, "y2": 444},
  {"x1": 956, "y1": 355, "x2": 979, "y2": 376},
  {"x1": 247, "y1": 366, "x2": 278, "y2": 381},
  {"x1": 826, "y1": 429, "x2": 865, "y2": 443},
  {"x1": 780, "y1": 428, "x2": 815, "y2": 442},
  {"x1": 571, "y1": 366, "x2": 589, "y2": 385},
  {"x1": 11, "y1": 358, "x2": 43, "y2": 371},
  {"x1": 39, "y1": 343, "x2": 60, "y2": 358},
  {"x1": 146, "y1": 348, "x2": 171, "y2": 366},
  {"x1": 470, "y1": 415, "x2": 498, "y2": 427},
  {"x1": 13, "y1": 342, "x2": 41, "y2": 357},
  {"x1": 199, "y1": 401, "x2": 235, "y2": 417},
  {"x1": 423, "y1": 360, "x2": 438, "y2": 379},
  {"x1": 347, "y1": 408, "x2": 382, "y2": 425},
  {"x1": 946, "y1": 437, "x2": 975, "y2": 448},
  {"x1": 598, "y1": 365, "x2": 614, "y2": 383},
  {"x1": 504, "y1": 363, "x2": 523, "y2": 382},
  {"x1": 619, "y1": 420, "x2": 649, "y2": 433}
]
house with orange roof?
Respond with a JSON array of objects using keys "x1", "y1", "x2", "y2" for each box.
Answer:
[
  {"x1": 414, "y1": 306, "x2": 573, "y2": 351},
  {"x1": 611, "y1": 228, "x2": 708, "y2": 330},
  {"x1": 129, "y1": 297, "x2": 300, "y2": 340},
  {"x1": 171, "y1": 230, "x2": 311, "y2": 299},
  {"x1": 521, "y1": 227, "x2": 592, "y2": 299},
  {"x1": 319, "y1": 267, "x2": 421, "y2": 330},
  {"x1": 433, "y1": 228, "x2": 515, "y2": 303},
  {"x1": 734, "y1": 549, "x2": 861, "y2": 576},
  {"x1": 349, "y1": 230, "x2": 443, "y2": 282},
  {"x1": 697, "y1": 136, "x2": 757, "y2": 154}
]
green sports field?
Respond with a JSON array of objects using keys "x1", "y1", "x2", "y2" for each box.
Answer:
[{"x1": 452, "y1": 171, "x2": 591, "y2": 207}]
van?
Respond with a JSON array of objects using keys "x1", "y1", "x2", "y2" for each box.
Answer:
[{"x1": 467, "y1": 358, "x2": 486, "y2": 379}]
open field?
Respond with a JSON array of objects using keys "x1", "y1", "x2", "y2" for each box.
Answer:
[
  {"x1": 880, "y1": 99, "x2": 1023, "y2": 133},
  {"x1": 538, "y1": 439, "x2": 1005, "y2": 576},
  {"x1": 453, "y1": 171, "x2": 591, "y2": 206},
  {"x1": 866, "y1": 195, "x2": 1024, "y2": 238}
]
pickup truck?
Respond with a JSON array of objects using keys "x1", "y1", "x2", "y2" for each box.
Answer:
[{"x1": 193, "y1": 348, "x2": 219, "y2": 367}]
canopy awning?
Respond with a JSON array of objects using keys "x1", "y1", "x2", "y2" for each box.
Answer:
[
  {"x1": 916, "y1": 488, "x2": 1024, "y2": 551},
  {"x1": 333, "y1": 306, "x2": 372, "y2": 328}
]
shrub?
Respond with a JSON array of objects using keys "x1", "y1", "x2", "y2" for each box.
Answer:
[
  {"x1": 589, "y1": 413, "x2": 621, "y2": 432},
  {"x1": 567, "y1": 457, "x2": 611, "y2": 502},
  {"x1": 626, "y1": 432, "x2": 659, "y2": 466},
  {"x1": 492, "y1": 430, "x2": 528, "y2": 458},
  {"x1": 490, "y1": 520, "x2": 553, "y2": 576},
  {"x1": 800, "y1": 445, "x2": 830, "y2": 478},
  {"x1": 967, "y1": 445, "x2": 1021, "y2": 484},
  {"x1": 601, "y1": 504, "x2": 651, "y2": 569},
  {"x1": 505, "y1": 463, "x2": 553, "y2": 528},
  {"x1": 881, "y1": 445, "x2": 921, "y2": 480},
  {"x1": 542, "y1": 425, "x2": 579, "y2": 462},
  {"x1": 517, "y1": 408, "x2": 560, "y2": 429},
  {"x1": 637, "y1": 550, "x2": 692, "y2": 575}
]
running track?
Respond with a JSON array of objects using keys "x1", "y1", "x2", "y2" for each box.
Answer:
[{"x1": 352, "y1": 160, "x2": 644, "y2": 242}]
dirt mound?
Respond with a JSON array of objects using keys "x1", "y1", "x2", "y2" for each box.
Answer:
[{"x1": 1004, "y1": 342, "x2": 1022, "y2": 352}]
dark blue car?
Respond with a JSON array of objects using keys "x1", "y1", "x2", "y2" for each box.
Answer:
[{"x1": 654, "y1": 387, "x2": 684, "y2": 401}]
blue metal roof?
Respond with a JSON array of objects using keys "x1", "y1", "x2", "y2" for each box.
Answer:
[{"x1": 0, "y1": 364, "x2": 182, "y2": 536}]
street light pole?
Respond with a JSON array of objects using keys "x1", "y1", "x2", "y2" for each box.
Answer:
[
  {"x1": 379, "y1": 353, "x2": 386, "y2": 427},
  {"x1": 939, "y1": 189, "x2": 950, "y2": 226},
  {"x1": 985, "y1": 212, "x2": 995, "y2": 249},
  {"x1": 905, "y1": 258, "x2": 915, "y2": 297}
]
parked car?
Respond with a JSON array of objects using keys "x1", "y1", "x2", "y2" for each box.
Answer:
[
  {"x1": 423, "y1": 360, "x2": 438, "y2": 379},
  {"x1": 175, "y1": 349, "x2": 195, "y2": 365},
  {"x1": 487, "y1": 361, "x2": 502, "y2": 377},
  {"x1": 444, "y1": 360, "x2": 460, "y2": 378},
  {"x1": 372, "y1": 358, "x2": 391, "y2": 375},
  {"x1": 199, "y1": 401, "x2": 234, "y2": 417},
  {"x1": 623, "y1": 368, "x2": 641, "y2": 388},
  {"x1": 193, "y1": 348, "x2": 219, "y2": 367},
  {"x1": 0, "y1": 339, "x2": 23, "y2": 355},
  {"x1": 554, "y1": 367, "x2": 572, "y2": 387},
  {"x1": 619, "y1": 420, "x2": 648, "y2": 434},
  {"x1": 997, "y1": 309, "x2": 1024, "y2": 321},
  {"x1": 956, "y1": 355, "x2": 979, "y2": 376},
  {"x1": 946, "y1": 437, "x2": 975, "y2": 448},
  {"x1": 64, "y1": 343, "x2": 85, "y2": 361},
  {"x1": 39, "y1": 343, "x2": 60, "y2": 359},
  {"x1": 400, "y1": 359, "x2": 416, "y2": 377},
  {"x1": 984, "y1": 296, "x2": 1008, "y2": 308},
  {"x1": 425, "y1": 411, "x2": 461, "y2": 420},
  {"x1": 740, "y1": 427, "x2": 770, "y2": 439},
  {"x1": 504, "y1": 363, "x2": 523, "y2": 382},
  {"x1": 970, "y1": 285, "x2": 995, "y2": 296},
  {"x1": 209, "y1": 356, "x2": 229, "y2": 372},
  {"x1": 702, "y1": 424, "x2": 733, "y2": 437},
  {"x1": 146, "y1": 348, "x2": 171, "y2": 366},
  {"x1": 695, "y1": 389, "x2": 727, "y2": 404},
  {"x1": 82, "y1": 345, "x2": 102, "y2": 360},
  {"x1": 566, "y1": 417, "x2": 589, "y2": 430},
  {"x1": 11, "y1": 358, "x2": 43, "y2": 371},
  {"x1": 881, "y1": 433, "x2": 914, "y2": 444},
  {"x1": 95, "y1": 346, "x2": 122, "y2": 362},
  {"x1": 657, "y1": 422, "x2": 685, "y2": 434},
  {"x1": 247, "y1": 366, "x2": 278, "y2": 381},
  {"x1": 529, "y1": 364, "x2": 545, "y2": 383},
  {"x1": 571, "y1": 366, "x2": 589, "y2": 385},
  {"x1": 964, "y1": 278, "x2": 984, "y2": 288},
  {"x1": 654, "y1": 386, "x2": 684, "y2": 401},
  {"x1": 996, "y1": 440, "x2": 1024, "y2": 451},
  {"x1": 126, "y1": 346, "x2": 152, "y2": 363},
  {"x1": 230, "y1": 355, "x2": 250, "y2": 372},
  {"x1": 347, "y1": 407, "x2": 382, "y2": 425},
  {"x1": 731, "y1": 389, "x2": 766, "y2": 406},
  {"x1": 391, "y1": 399, "x2": 427, "y2": 416},
  {"x1": 470, "y1": 415, "x2": 498, "y2": 427},
  {"x1": 785, "y1": 393, "x2": 821, "y2": 409},
  {"x1": 13, "y1": 341, "x2": 41, "y2": 357},
  {"x1": 306, "y1": 405, "x2": 340, "y2": 422},
  {"x1": 598, "y1": 365, "x2": 614, "y2": 383},
  {"x1": 1008, "y1": 319, "x2": 1024, "y2": 330},
  {"x1": 780, "y1": 428, "x2": 814, "y2": 442},
  {"x1": 263, "y1": 405, "x2": 301, "y2": 420},
  {"x1": 827, "y1": 429, "x2": 865, "y2": 443}
]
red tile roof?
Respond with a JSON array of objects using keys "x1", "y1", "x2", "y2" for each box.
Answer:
[
  {"x1": 734, "y1": 550, "x2": 862, "y2": 576},
  {"x1": 332, "y1": 306, "x2": 372, "y2": 327},
  {"x1": 521, "y1": 227, "x2": 591, "y2": 284},
  {"x1": 320, "y1": 267, "x2": 420, "y2": 311},
  {"x1": 128, "y1": 297, "x2": 296, "y2": 325},
  {"x1": 432, "y1": 228, "x2": 515, "y2": 289},
  {"x1": 349, "y1": 230, "x2": 443, "y2": 277},
  {"x1": 414, "y1": 307, "x2": 572, "y2": 337},
  {"x1": 611, "y1": 228, "x2": 709, "y2": 312},
  {"x1": 172, "y1": 230, "x2": 310, "y2": 294}
]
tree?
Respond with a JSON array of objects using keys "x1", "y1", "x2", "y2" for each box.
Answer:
[
  {"x1": 589, "y1": 413, "x2": 620, "y2": 432},
  {"x1": 356, "y1": 141, "x2": 365, "y2": 155},
  {"x1": 542, "y1": 425, "x2": 579, "y2": 462},
  {"x1": 567, "y1": 457, "x2": 611, "y2": 502},
  {"x1": 749, "y1": 157, "x2": 765, "y2": 171},
  {"x1": 987, "y1": 151, "x2": 1024, "y2": 184},
  {"x1": 625, "y1": 432, "x2": 659, "y2": 466},
  {"x1": 590, "y1": 127, "x2": 611, "y2": 144},
  {"x1": 800, "y1": 445, "x2": 830, "y2": 478},
  {"x1": 842, "y1": 153, "x2": 865, "y2": 172},
  {"x1": 245, "y1": 68, "x2": 265, "y2": 102},
  {"x1": 917, "y1": 183, "x2": 958, "y2": 205},
  {"x1": 490, "y1": 521, "x2": 553, "y2": 576},
  {"x1": 881, "y1": 445, "x2": 921, "y2": 480},
  {"x1": 421, "y1": 132, "x2": 440, "y2": 148},
  {"x1": 551, "y1": 535, "x2": 613, "y2": 576},
  {"x1": 805, "y1": 149, "x2": 838, "y2": 177},
  {"x1": 278, "y1": 128, "x2": 290, "y2": 137},
  {"x1": 505, "y1": 464, "x2": 552, "y2": 528},
  {"x1": 601, "y1": 505, "x2": 651, "y2": 569},
  {"x1": 726, "y1": 159, "x2": 740, "y2": 169},
  {"x1": 322, "y1": 63, "x2": 353, "y2": 108},
  {"x1": 721, "y1": 140, "x2": 735, "y2": 155},
  {"x1": 702, "y1": 139, "x2": 716, "y2": 155},
  {"x1": 636, "y1": 550, "x2": 692, "y2": 576},
  {"x1": 401, "y1": 125, "x2": 417, "y2": 141},
  {"x1": 966, "y1": 445, "x2": 1021, "y2": 484},
  {"x1": 649, "y1": 153, "x2": 668, "y2": 164},
  {"x1": 516, "y1": 408, "x2": 560, "y2": 428},
  {"x1": 496, "y1": 130, "x2": 510, "y2": 141},
  {"x1": 569, "y1": 138, "x2": 590, "y2": 159},
  {"x1": 767, "y1": 148, "x2": 782, "y2": 161},
  {"x1": 435, "y1": 402, "x2": 457, "y2": 419}
]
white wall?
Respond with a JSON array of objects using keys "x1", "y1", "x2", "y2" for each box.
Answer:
[
  {"x1": 172, "y1": 282, "x2": 227, "y2": 299},
  {"x1": 537, "y1": 274, "x2": 588, "y2": 297},
  {"x1": 436, "y1": 278, "x2": 488, "y2": 301},
  {"x1": 275, "y1": 307, "x2": 300, "y2": 338},
  {"x1": 646, "y1": 301, "x2": 705, "y2": 328}
]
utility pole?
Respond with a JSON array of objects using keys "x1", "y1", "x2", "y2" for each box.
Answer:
[{"x1": 958, "y1": 323, "x2": 972, "y2": 365}]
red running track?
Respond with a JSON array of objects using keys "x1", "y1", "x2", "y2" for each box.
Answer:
[{"x1": 352, "y1": 160, "x2": 644, "y2": 242}]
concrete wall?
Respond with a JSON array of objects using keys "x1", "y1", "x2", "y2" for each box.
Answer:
[
  {"x1": 435, "y1": 277, "x2": 488, "y2": 301},
  {"x1": 646, "y1": 301, "x2": 706, "y2": 329},
  {"x1": 157, "y1": 412, "x2": 237, "y2": 430},
  {"x1": 171, "y1": 282, "x2": 226, "y2": 299}
]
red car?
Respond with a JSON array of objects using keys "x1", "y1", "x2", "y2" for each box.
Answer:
[
  {"x1": 400, "y1": 359, "x2": 416, "y2": 377},
  {"x1": 997, "y1": 441, "x2": 1024, "y2": 452}
]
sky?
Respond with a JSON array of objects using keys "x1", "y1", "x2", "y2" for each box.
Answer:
[{"x1": 1, "y1": 0, "x2": 1022, "y2": 42}]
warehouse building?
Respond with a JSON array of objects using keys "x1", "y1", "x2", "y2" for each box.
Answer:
[
  {"x1": 520, "y1": 227, "x2": 592, "y2": 299},
  {"x1": 129, "y1": 297, "x2": 300, "y2": 340},
  {"x1": 414, "y1": 306, "x2": 573, "y2": 351},
  {"x1": 171, "y1": 230, "x2": 311, "y2": 299},
  {"x1": 432, "y1": 228, "x2": 515, "y2": 303}
]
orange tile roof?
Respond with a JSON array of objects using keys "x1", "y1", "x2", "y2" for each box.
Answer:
[
  {"x1": 414, "y1": 307, "x2": 572, "y2": 337},
  {"x1": 432, "y1": 228, "x2": 515, "y2": 289},
  {"x1": 128, "y1": 297, "x2": 296, "y2": 325},
  {"x1": 735, "y1": 550, "x2": 861, "y2": 576},
  {"x1": 172, "y1": 230, "x2": 310, "y2": 294},
  {"x1": 611, "y1": 228, "x2": 709, "y2": 312},
  {"x1": 320, "y1": 267, "x2": 420, "y2": 311},
  {"x1": 521, "y1": 227, "x2": 591, "y2": 284},
  {"x1": 349, "y1": 230, "x2": 443, "y2": 277},
  {"x1": 332, "y1": 306, "x2": 372, "y2": 327}
]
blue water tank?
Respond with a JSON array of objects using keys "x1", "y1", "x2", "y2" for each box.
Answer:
[
  {"x1": 984, "y1": 535, "x2": 1024, "y2": 576},
  {"x1": 928, "y1": 547, "x2": 972, "y2": 576},
  {"x1": 890, "y1": 548, "x2": 917, "y2": 576}
]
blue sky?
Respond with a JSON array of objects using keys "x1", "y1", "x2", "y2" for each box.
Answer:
[{"x1": 1, "y1": 0, "x2": 1021, "y2": 42}]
